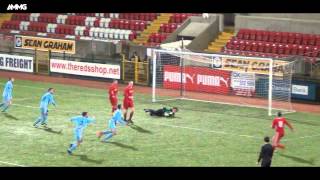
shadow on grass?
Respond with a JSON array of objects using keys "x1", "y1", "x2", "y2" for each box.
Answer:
[
  {"x1": 3, "y1": 113, "x2": 19, "y2": 120},
  {"x1": 73, "y1": 154, "x2": 104, "y2": 164},
  {"x1": 40, "y1": 127, "x2": 63, "y2": 135},
  {"x1": 279, "y1": 153, "x2": 315, "y2": 165},
  {"x1": 130, "y1": 124, "x2": 152, "y2": 134},
  {"x1": 105, "y1": 141, "x2": 138, "y2": 151}
]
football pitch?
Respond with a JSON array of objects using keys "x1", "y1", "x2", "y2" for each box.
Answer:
[{"x1": 0, "y1": 77, "x2": 319, "y2": 167}]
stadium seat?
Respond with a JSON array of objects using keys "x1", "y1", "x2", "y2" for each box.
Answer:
[
  {"x1": 275, "y1": 32, "x2": 282, "y2": 43},
  {"x1": 257, "y1": 42, "x2": 264, "y2": 52},
  {"x1": 281, "y1": 32, "x2": 288, "y2": 44},
  {"x1": 264, "y1": 43, "x2": 271, "y2": 53},
  {"x1": 291, "y1": 44, "x2": 298, "y2": 55},
  {"x1": 294, "y1": 33, "x2": 302, "y2": 44},
  {"x1": 309, "y1": 35, "x2": 316, "y2": 46},
  {"x1": 278, "y1": 44, "x2": 284, "y2": 54},
  {"x1": 298, "y1": 45, "x2": 305, "y2": 56},
  {"x1": 271, "y1": 43, "x2": 277, "y2": 54},
  {"x1": 284, "y1": 44, "x2": 291, "y2": 55},
  {"x1": 249, "y1": 30, "x2": 256, "y2": 41},
  {"x1": 256, "y1": 30, "x2": 263, "y2": 41}
]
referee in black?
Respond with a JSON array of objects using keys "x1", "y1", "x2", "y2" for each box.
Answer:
[{"x1": 257, "y1": 136, "x2": 274, "y2": 167}]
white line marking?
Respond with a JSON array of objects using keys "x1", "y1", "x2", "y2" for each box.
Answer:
[{"x1": 0, "y1": 160, "x2": 27, "y2": 167}]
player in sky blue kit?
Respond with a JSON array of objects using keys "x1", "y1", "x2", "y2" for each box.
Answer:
[
  {"x1": 67, "y1": 112, "x2": 95, "y2": 155},
  {"x1": 0, "y1": 77, "x2": 14, "y2": 113},
  {"x1": 96, "y1": 104, "x2": 127, "y2": 142},
  {"x1": 33, "y1": 88, "x2": 56, "y2": 128}
]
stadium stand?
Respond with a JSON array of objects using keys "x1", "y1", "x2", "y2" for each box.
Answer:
[
  {"x1": 206, "y1": 28, "x2": 320, "y2": 63},
  {"x1": 0, "y1": 13, "x2": 201, "y2": 46}
]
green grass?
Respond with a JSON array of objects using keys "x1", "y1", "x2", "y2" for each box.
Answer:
[{"x1": 0, "y1": 77, "x2": 320, "y2": 167}]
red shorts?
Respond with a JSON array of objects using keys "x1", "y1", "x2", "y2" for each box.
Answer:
[
  {"x1": 109, "y1": 97, "x2": 118, "y2": 107},
  {"x1": 123, "y1": 99, "x2": 134, "y2": 109}
]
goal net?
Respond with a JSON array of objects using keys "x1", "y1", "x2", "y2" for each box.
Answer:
[{"x1": 151, "y1": 49, "x2": 296, "y2": 116}]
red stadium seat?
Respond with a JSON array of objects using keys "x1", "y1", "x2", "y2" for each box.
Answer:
[
  {"x1": 239, "y1": 40, "x2": 245, "y2": 51},
  {"x1": 251, "y1": 42, "x2": 258, "y2": 52},
  {"x1": 278, "y1": 44, "x2": 284, "y2": 54},
  {"x1": 309, "y1": 35, "x2": 316, "y2": 46},
  {"x1": 298, "y1": 45, "x2": 305, "y2": 56},
  {"x1": 301, "y1": 34, "x2": 309, "y2": 45},
  {"x1": 288, "y1": 33, "x2": 295, "y2": 44},
  {"x1": 257, "y1": 42, "x2": 264, "y2": 52},
  {"x1": 281, "y1": 32, "x2": 289, "y2": 44},
  {"x1": 256, "y1": 30, "x2": 263, "y2": 41},
  {"x1": 294, "y1": 33, "x2": 302, "y2": 44},
  {"x1": 271, "y1": 43, "x2": 278, "y2": 54},
  {"x1": 284, "y1": 44, "x2": 291, "y2": 55},
  {"x1": 275, "y1": 32, "x2": 282, "y2": 43},
  {"x1": 249, "y1": 30, "x2": 256, "y2": 40},
  {"x1": 262, "y1": 31, "x2": 269, "y2": 42},
  {"x1": 291, "y1": 44, "x2": 298, "y2": 55},
  {"x1": 269, "y1": 32, "x2": 276, "y2": 42},
  {"x1": 244, "y1": 41, "x2": 251, "y2": 51},
  {"x1": 264, "y1": 43, "x2": 271, "y2": 53}
]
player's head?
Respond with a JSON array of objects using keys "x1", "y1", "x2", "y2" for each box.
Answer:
[
  {"x1": 264, "y1": 136, "x2": 270, "y2": 143},
  {"x1": 117, "y1": 104, "x2": 122, "y2": 110},
  {"x1": 128, "y1": 81, "x2": 133, "y2": 87},
  {"x1": 277, "y1": 111, "x2": 282, "y2": 117},
  {"x1": 113, "y1": 79, "x2": 118, "y2": 84},
  {"x1": 48, "y1": 88, "x2": 55, "y2": 94},
  {"x1": 9, "y1": 77, "x2": 14, "y2": 82},
  {"x1": 82, "y1": 112, "x2": 88, "y2": 117},
  {"x1": 172, "y1": 107, "x2": 178, "y2": 113}
]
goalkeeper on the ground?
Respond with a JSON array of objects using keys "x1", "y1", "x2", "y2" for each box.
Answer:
[{"x1": 144, "y1": 107, "x2": 178, "y2": 117}]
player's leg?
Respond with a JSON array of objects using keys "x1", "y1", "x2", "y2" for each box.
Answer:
[
  {"x1": 68, "y1": 129, "x2": 82, "y2": 154},
  {"x1": 40, "y1": 110, "x2": 49, "y2": 127},
  {"x1": 102, "y1": 121, "x2": 116, "y2": 142},
  {"x1": 272, "y1": 133, "x2": 279, "y2": 149},
  {"x1": 276, "y1": 133, "x2": 285, "y2": 149},
  {"x1": 128, "y1": 101, "x2": 135, "y2": 123},
  {"x1": 103, "y1": 128, "x2": 117, "y2": 142},
  {"x1": 110, "y1": 98, "x2": 117, "y2": 113},
  {"x1": 1, "y1": 98, "x2": 11, "y2": 112},
  {"x1": 34, "y1": 108, "x2": 45, "y2": 127}
]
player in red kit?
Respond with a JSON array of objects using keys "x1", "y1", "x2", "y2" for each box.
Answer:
[
  {"x1": 123, "y1": 81, "x2": 134, "y2": 124},
  {"x1": 109, "y1": 80, "x2": 118, "y2": 113},
  {"x1": 271, "y1": 112, "x2": 294, "y2": 150}
]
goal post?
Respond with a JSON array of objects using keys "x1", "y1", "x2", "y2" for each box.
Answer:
[{"x1": 150, "y1": 48, "x2": 296, "y2": 116}]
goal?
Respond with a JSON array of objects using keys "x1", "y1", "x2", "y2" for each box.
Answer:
[{"x1": 150, "y1": 49, "x2": 296, "y2": 116}]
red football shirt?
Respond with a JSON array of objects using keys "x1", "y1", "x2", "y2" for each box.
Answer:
[
  {"x1": 272, "y1": 117, "x2": 292, "y2": 134},
  {"x1": 109, "y1": 83, "x2": 118, "y2": 98},
  {"x1": 124, "y1": 85, "x2": 134, "y2": 102}
]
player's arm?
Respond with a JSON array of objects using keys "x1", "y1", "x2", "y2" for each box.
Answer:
[
  {"x1": 50, "y1": 95, "x2": 56, "y2": 106},
  {"x1": 88, "y1": 116, "x2": 96, "y2": 123},
  {"x1": 285, "y1": 119, "x2": 294, "y2": 131}
]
